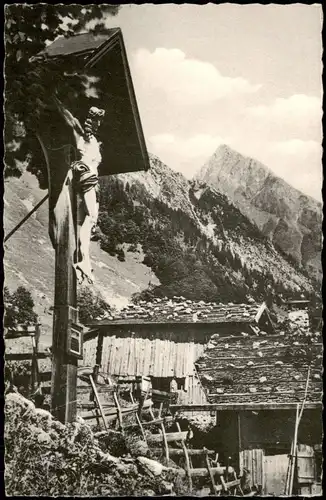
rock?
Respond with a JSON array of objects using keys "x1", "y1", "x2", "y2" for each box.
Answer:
[
  {"x1": 253, "y1": 342, "x2": 260, "y2": 349},
  {"x1": 162, "y1": 481, "x2": 174, "y2": 494},
  {"x1": 247, "y1": 361, "x2": 254, "y2": 366},
  {"x1": 137, "y1": 456, "x2": 166, "y2": 476},
  {"x1": 215, "y1": 388, "x2": 224, "y2": 394},
  {"x1": 141, "y1": 490, "x2": 156, "y2": 496},
  {"x1": 249, "y1": 387, "x2": 257, "y2": 393},
  {"x1": 259, "y1": 376, "x2": 267, "y2": 383},
  {"x1": 34, "y1": 407, "x2": 52, "y2": 420},
  {"x1": 258, "y1": 351, "x2": 263, "y2": 357},
  {"x1": 275, "y1": 361, "x2": 284, "y2": 366}
]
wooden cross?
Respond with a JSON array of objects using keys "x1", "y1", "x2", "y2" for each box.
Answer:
[
  {"x1": 36, "y1": 109, "x2": 81, "y2": 423},
  {"x1": 34, "y1": 29, "x2": 150, "y2": 423}
]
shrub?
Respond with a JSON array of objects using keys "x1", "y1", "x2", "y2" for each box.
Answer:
[
  {"x1": 4, "y1": 286, "x2": 38, "y2": 327},
  {"x1": 77, "y1": 288, "x2": 112, "y2": 325}
]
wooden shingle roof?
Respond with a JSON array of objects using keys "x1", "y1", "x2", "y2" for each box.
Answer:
[
  {"x1": 40, "y1": 32, "x2": 116, "y2": 58},
  {"x1": 38, "y1": 28, "x2": 150, "y2": 176},
  {"x1": 195, "y1": 331, "x2": 322, "y2": 405},
  {"x1": 87, "y1": 298, "x2": 271, "y2": 327}
]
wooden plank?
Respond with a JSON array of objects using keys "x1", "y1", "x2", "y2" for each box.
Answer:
[
  {"x1": 147, "y1": 430, "x2": 188, "y2": 443},
  {"x1": 147, "y1": 338, "x2": 153, "y2": 376},
  {"x1": 156, "y1": 339, "x2": 162, "y2": 377},
  {"x1": 161, "y1": 421, "x2": 169, "y2": 462},
  {"x1": 107, "y1": 335, "x2": 115, "y2": 374},
  {"x1": 89, "y1": 374, "x2": 108, "y2": 431},
  {"x1": 82, "y1": 403, "x2": 138, "y2": 420},
  {"x1": 103, "y1": 336, "x2": 110, "y2": 374},
  {"x1": 114, "y1": 336, "x2": 122, "y2": 376},
  {"x1": 119, "y1": 337, "x2": 127, "y2": 376},
  {"x1": 130, "y1": 337, "x2": 137, "y2": 376},
  {"x1": 139, "y1": 338, "x2": 147, "y2": 375},
  {"x1": 96, "y1": 332, "x2": 104, "y2": 366},
  {"x1": 151, "y1": 448, "x2": 216, "y2": 457},
  {"x1": 177, "y1": 422, "x2": 192, "y2": 492},
  {"x1": 175, "y1": 466, "x2": 235, "y2": 478},
  {"x1": 119, "y1": 336, "x2": 127, "y2": 376},
  {"x1": 141, "y1": 416, "x2": 173, "y2": 426},
  {"x1": 168, "y1": 339, "x2": 174, "y2": 378},
  {"x1": 170, "y1": 402, "x2": 322, "y2": 412},
  {"x1": 134, "y1": 336, "x2": 139, "y2": 376},
  {"x1": 126, "y1": 336, "x2": 134, "y2": 375},
  {"x1": 108, "y1": 377, "x2": 124, "y2": 432},
  {"x1": 182, "y1": 343, "x2": 187, "y2": 382},
  {"x1": 5, "y1": 352, "x2": 51, "y2": 360},
  {"x1": 176, "y1": 343, "x2": 183, "y2": 378},
  {"x1": 77, "y1": 384, "x2": 116, "y2": 394},
  {"x1": 90, "y1": 365, "x2": 101, "y2": 426},
  {"x1": 297, "y1": 445, "x2": 316, "y2": 484},
  {"x1": 205, "y1": 449, "x2": 216, "y2": 493},
  {"x1": 5, "y1": 330, "x2": 37, "y2": 339},
  {"x1": 169, "y1": 340, "x2": 175, "y2": 378},
  {"x1": 78, "y1": 402, "x2": 116, "y2": 409},
  {"x1": 161, "y1": 339, "x2": 168, "y2": 377},
  {"x1": 215, "y1": 478, "x2": 240, "y2": 492},
  {"x1": 141, "y1": 337, "x2": 148, "y2": 375},
  {"x1": 264, "y1": 454, "x2": 289, "y2": 496}
]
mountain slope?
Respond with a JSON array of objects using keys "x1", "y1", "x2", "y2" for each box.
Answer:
[
  {"x1": 97, "y1": 154, "x2": 315, "y2": 302},
  {"x1": 4, "y1": 154, "x2": 317, "y2": 346},
  {"x1": 195, "y1": 144, "x2": 322, "y2": 281},
  {"x1": 3, "y1": 172, "x2": 159, "y2": 344}
]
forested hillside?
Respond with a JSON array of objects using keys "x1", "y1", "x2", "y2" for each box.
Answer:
[{"x1": 96, "y1": 154, "x2": 317, "y2": 305}]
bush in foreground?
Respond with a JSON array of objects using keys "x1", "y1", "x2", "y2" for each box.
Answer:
[{"x1": 5, "y1": 391, "x2": 189, "y2": 496}]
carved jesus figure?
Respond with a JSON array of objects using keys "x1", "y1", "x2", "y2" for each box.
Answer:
[{"x1": 72, "y1": 107, "x2": 105, "y2": 284}]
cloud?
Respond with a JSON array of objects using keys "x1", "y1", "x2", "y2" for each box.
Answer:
[
  {"x1": 134, "y1": 48, "x2": 262, "y2": 106},
  {"x1": 248, "y1": 94, "x2": 321, "y2": 119},
  {"x1": 149, "y1": 133, "x2": 230, "y2": 176},
  {"x1": 246, "y1": 94, "x2": 322, "y2": 141},
  {"x1": 256, "y1": 139, "x2": 322, "y2": 201}
]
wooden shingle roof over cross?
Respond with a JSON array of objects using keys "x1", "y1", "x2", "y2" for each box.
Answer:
[
  {"x1": 40, "y1": 32, "x2": 113, "y2": 58},
  {"x1": 87, "y1": 297, "x2": 273, "y2": 328},
  {"x1": 38, "y1": 29, "x2": 150, "y2": 176}
]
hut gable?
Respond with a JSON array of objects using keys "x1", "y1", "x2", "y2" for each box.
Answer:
[
  {"x1": 87, "y1": 298, "x2": 273, "y2": 328},
  {"x1": 195, "y1": 330, "x2": 322, "y2": 405}
]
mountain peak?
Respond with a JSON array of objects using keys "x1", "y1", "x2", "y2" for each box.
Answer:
[{"x1": 195, "y1": 146, "x2": 322, "y2": 281}]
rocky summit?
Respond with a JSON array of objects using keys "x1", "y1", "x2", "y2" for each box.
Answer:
[{"x1": 195, "y1": 145, "x2": 322, "y2": 282}]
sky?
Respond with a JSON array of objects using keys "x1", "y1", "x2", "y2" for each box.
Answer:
[{"x1": 101, "y1": 4, "x2": 323, "y2": 201}]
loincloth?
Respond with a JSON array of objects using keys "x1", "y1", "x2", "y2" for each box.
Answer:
[{"x1": 72, "y1": 160, "x2": 99, "y2": 201}]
